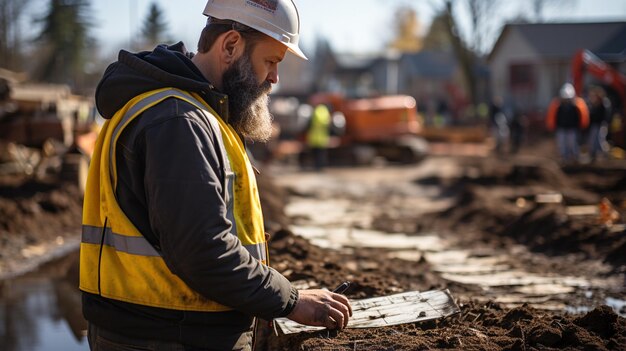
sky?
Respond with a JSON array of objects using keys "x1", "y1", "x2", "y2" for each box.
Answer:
[{"x1": 74, "y1": 0, "x2": 626, "y2": 57}]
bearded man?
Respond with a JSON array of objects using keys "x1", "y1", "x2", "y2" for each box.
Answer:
[{"x1": 80, "y1": 1, "x2": 351, "y2": 350}]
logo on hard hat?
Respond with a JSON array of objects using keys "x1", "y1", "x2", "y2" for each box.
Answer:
[{"x1": 246, "y1": 0, "x2": 277, "y2": 13}]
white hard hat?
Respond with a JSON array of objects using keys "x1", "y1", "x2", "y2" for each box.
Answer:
[
  {"x1": 560, "y1": 83, "x2": 575, "y2": 99},
  {"x1": 203, "y1": 0, "x2": 307, "y2": 60}
]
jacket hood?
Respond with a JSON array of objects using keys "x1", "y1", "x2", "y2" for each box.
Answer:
[{"x1": 95, "y1": 42, "x2": 216, "y2": 119}]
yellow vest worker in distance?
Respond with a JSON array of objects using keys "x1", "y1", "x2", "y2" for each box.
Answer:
[
  {"x1": 307, "y1": 104, "x2": 332, "y2": 170},
  {"x1": 80, "y1": 1, "x2": 352, "y2": 350}
]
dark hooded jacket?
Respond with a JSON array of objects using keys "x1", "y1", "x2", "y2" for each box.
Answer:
[{"x1": 83, "y1": 42, "x2": 298, "y2": 350}]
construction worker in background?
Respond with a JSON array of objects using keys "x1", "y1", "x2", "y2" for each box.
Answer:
[
  {"x1": 488, "y1": 96, "x2": 510, "y2": 154},
  {"x1": 307, "y1": 103, "x2": 332, "y2": 170},
  {"x1": 586, "y1": 86, "x2": 612, "y2": 162},
  {"x1": 80, "y1": 1, "x2": 351, "y2": 350},
  {"x1": 546, "y1": 83, "x2": 589, "y2": 163}
]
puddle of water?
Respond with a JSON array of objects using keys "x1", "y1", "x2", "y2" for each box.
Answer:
[
  {"x1": 564, "y1": 305, "x2": 594, "y2": 314},
  {"x1": 0, "y1": 277, "x2": 88, "y2": 351},
  {"x1": 0, "y1": 251, "x2": 87, "y2": 351},
  {"x1": 605, "y1": 297, "x2": 626, "y2": 317},
  {"x1": 562, "y1": 297, "x2": 626, "y2": 317}
]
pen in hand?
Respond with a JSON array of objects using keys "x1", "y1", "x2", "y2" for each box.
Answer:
[{"x1": 332, "y1": 281, "x2": 351, "y2": 294}]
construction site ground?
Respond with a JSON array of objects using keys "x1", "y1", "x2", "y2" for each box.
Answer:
[{"x1": 0, "y1": 138, "x2": 625, "y2": 350}]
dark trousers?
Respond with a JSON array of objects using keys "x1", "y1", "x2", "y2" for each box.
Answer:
[
  {"x1": 311, "y1": 147, "x2": 328, "y2": 170},
  {"x1": 88, "y1": 323, "x2": 251, "y2": 351}
]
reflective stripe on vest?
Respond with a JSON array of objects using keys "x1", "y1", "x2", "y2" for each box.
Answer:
[
  {"x1": 79, "y1": 88, "x2": 267, "y2": 312},
  {"x1": 81, "y1": 225, "x2": 267, "y2": 260}
]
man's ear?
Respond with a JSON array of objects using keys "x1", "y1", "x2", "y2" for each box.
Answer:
[{"x1": 221, "y1": 30, "x2": 243, "y2": 64}]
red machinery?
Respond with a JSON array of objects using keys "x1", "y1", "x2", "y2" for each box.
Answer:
[{"x1": 572, "y1": 49, "x2": 626, "y2": 148}]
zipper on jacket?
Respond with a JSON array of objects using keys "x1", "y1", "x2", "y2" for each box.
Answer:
[{"x1": 97, "y1": 217, "x2": 108, "y2": 295}]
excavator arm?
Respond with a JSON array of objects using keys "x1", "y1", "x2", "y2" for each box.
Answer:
[
  {"x1": 571, "y1": 49, "x2": 626, "y2": 150},
  {"x1": 572, "y1": 49, "x2": 626, "y2": 111}
]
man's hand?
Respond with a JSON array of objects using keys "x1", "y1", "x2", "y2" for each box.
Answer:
[{"x1": 287, "y1": 289, "x2": 353, "y2": 329}]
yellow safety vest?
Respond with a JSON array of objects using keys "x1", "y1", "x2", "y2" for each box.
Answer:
[
  {"x1": 307, "y1": 104, "x2": 331, "y2": 148},
  {"x1": 79, "y1": 88, "x2": 267, "y2": 312}
]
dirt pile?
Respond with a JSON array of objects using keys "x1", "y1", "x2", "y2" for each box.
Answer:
[
  {"x1": 259, "y1": 156, "x2": 626, "y2": 350},
  {"x1": 414, "y1": 157, "x2": 626, "y2": 271},
  {"x1": 261, "y1": 230, "x2": 626, "y2": 351},
  {"x1": 0, "y1": 178, "x2": 82, "y2": 235},
  {"x1": 268, "y1": 229, "x2": 439, "y2": 297},
  {"x1": 0, "y1": 175, "x2": 83, "y2": 278}
]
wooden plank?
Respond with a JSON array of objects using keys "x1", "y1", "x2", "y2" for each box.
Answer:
[
  {"x1": 440, "y1": 271, "x2": 592, "y2": 287},
  {"x1": 274, "y1": 289, "x2": 460, "y2": 335},
  {"x1": 565, "y1": 205, "x2": 599, "y2": 216}
]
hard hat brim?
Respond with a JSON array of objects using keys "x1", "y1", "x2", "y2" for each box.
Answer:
[{"x1": 286, "y1": 42, "x2": 307, "y2": 60}]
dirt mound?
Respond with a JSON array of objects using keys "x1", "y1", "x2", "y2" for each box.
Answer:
[
  {"x1": 258, "y1": 158, "x2": 626, "y2": 350},
  {"x1": 268, "y1": 229, "x2": 439, "y2": 298},
  {"x1": 427, "y1": 156, "x2": 573, "y2": 189},
  {"x1": 261, "y1": 228, "x2": 626, "y2": 350},
  {"x1": 266, "y1": 303, "x2": 626, "y2": 351},
  {"x1": 414, "y1": 157, "x2": 626, "y2": 270},
  {"x1": 0, "y1": 178, "x2": 82, "y2": 235},
  {"x1": 0, "y1": 175, "x2": 83, "y2": 278}
]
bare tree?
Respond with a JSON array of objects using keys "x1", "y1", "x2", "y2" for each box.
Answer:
[
  {"x1": 466, "y1": 0, "x2": 503, "y2": 54},
  {"x1": 443, "y1": 1, "x2": 478, "y2": 106},
  {"x1": 422, "y1": 0, "x2": 513, "y2": 109},
  {"x1": 379, "y1": 0, "x2": 573, "y2": 122}
]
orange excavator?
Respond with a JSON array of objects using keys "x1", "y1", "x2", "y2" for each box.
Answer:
[
  {"x1": 308, "y1": 93, "x2": 429, "y2": 164},
  {"x1": 571, "y1": 49, "x2": 626, "y2": 149}
]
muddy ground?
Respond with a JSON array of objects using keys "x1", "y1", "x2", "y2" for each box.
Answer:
[
  {"x1": 0, "y1": 175, "x2": 82, "y2": 279},
  {"x1": 1, "y1": 140, "x2": 625, "y2": 350},
  {"x1": 258, "y1": 153, "x2": 626, "y2": 350}
]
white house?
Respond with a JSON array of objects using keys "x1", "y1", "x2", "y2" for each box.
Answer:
[{"x1": 488, "y1": 21, "x2": 626, "y2": 117}]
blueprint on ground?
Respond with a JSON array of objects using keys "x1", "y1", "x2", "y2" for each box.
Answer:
[{"x1": 274, "y1": 289, "x2": 460, "y2": 335}]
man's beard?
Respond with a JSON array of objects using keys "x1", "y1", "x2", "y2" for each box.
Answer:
[{"x1": 221, "y1": 52, "x2": 273, "y2": 142}]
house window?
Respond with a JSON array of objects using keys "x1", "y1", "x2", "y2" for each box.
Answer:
[{"x1": 509, "y1": 64, "x2": 535, "y2": 90}]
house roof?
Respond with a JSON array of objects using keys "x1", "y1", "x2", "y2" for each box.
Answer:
[
  {"x1": 400, "y1": 51, "x2": 456, "y2": 79},
  {"x1": 489, "y1": 21, "x2": 626, "y2": 62},
  {"x1": 334, "y1": 53, "x2": 378, "y2": 71}
]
